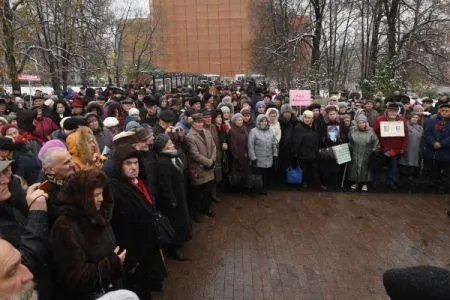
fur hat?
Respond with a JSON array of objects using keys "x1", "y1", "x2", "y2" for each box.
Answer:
[
  {"x1": 280, "y1": 104, "x2": 293, "y2": 115},
  {"x1": 355, "y1": 114, "x2": 368, "y2": 123},
  {"x1": 103, "y1": 117, "x2": 119, "y2": 128},
  {"x1": 113, "y1": 131, "x2": 138, "y2": 146}
]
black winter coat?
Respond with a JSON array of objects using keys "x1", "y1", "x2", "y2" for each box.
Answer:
[
  {"x1": 156, "y1": 152, "x2": 192, "y2": 245},
  {"x1": 292, "y1": 121, "x2": 320, "y2": 161},
  {"x1": 110, "y1": 173, "x2": 167, "y2": 293},
  {"x1": 0, "y1": 176, "x2": 53, "y2": 299},
  {"x1": 279, "y1": 115, "x2": 298, "y2": 169}
]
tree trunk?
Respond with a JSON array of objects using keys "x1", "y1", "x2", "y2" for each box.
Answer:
[
  {"x1": 369, "y1": 0, "x2": 383, "y2": 76},
  {"x1": 384, "y1": 0, "x2": 400, "y2": 60}
]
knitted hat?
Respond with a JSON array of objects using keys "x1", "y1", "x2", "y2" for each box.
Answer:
[
  {"x1": 0, "y1": 160, "x2": 13, "y2": 173},
  {"x1": 231, "y1": 113, "x2": 243, "y2": 124},
  {"x1": 103, "y1": 117, "x2": 119, "y2": 128},
  {"x1": 220, "y1": 106, "x2": 231, "y2": 114},
  {"x1": 280, "y1": 104, "x2": 293, "y2": 115},
  {"x1": 240, "y1": 107, "x2": 251, "y2": 115},
  {"x1": 0, "y1": 117, "x2": 8, "y2": 125},
  {"x1": 153, "y1": 133, "x2": 170, "y2": 154},
  {"x1": 355, "y1": 114, "x2": 368, "y2": 123},
  {"x1": 338, "y1": 102, "x2": 347, "y2": 109},
  {"x1": 72, "y1": 98, "x2": 83, "y2": 108},
  {"x1": 256, "y1": 101, "x2": 266, "y2": 109},
  {"x1": 302, "y1": 110, "x2": 314, "y2": 118},
  {"x1": 125, "y1": 121, "x2": 141, "y2": 131},
  {"x1": 37, "y1": 139, "x2": 67, "y2": 162},
  {"x1": 128, "y1": 108, "x2": 140, "y2": 116},
  {"x1": 1, "y1": 124, "x2": 17, "y2": 137}
]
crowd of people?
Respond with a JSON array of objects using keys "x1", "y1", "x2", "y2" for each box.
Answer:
[{"x1": 0, "y1": 82, "x2": 449, "y2": 299}]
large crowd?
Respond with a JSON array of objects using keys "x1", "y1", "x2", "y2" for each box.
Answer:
[{"x1": 0, "y1": 82, "x2": 449, "y2": 300}]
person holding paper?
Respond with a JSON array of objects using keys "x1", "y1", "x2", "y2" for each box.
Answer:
[
  {"x1": 348, "y1": 115, "x2": 380, "y2": 192},
  {"x1": 373, "y1": 102, "x2": 408, "y2": 190}
]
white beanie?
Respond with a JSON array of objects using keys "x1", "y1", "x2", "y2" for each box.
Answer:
[
  {"x1": 103, "y1": 117, "x2": 119, "y2": 128},
  {"x1": 302, "y1": 110, "x2": 314, "y2": 118},
  {"x1": 128, "y1": 108, "x2": 140, "y2": 116}
]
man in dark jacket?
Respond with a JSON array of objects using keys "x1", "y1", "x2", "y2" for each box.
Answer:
[
  {"x1": 291, "y1": 110, "x2": 325, "y2": 190},
  {"x1": 141, "y1": 96, "x2": 159, "y2": 127},
  {"x1": 278, "y1": 104, "x2": 298, "y2": 184},
  {"x1": 423, "y1": 103, "x2": 450, "y2": 193},
  {"x1": 0, "y1": 160, "x2": 52, "y2": 299}
]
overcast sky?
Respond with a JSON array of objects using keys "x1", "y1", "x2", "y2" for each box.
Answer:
[{"x1": 112, "y1": 0, "x2": 149, "y2": 15}]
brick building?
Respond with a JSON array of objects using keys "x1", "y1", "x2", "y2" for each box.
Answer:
[{"x1": 150, "y1": 0, "x2": 253, "y2": 77}]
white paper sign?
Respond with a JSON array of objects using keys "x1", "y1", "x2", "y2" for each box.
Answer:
[
  {"x1": 380, "y1": 121, "x2": 405, "y2": 137},
  {"x1": 332, "y1": 143, "x2": 352, "y2": 165}
]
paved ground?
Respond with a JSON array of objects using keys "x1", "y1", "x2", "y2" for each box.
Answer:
[{"x1": 154, "y1": 191, "x2": 450, "y2": 300}]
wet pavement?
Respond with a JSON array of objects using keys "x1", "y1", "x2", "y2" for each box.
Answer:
[{"x1": 153, "y1": 191, "x2": 450, "y2": 300}]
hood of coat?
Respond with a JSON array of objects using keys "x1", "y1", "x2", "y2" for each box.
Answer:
[
  {"x1": 66, "y1": 126, "x2": 99, "y2": 167},
  {"x1": 58, "y1": 169, "x2": 113, "y2": 226},
  {"x1": 255, "y1": 114, "x2": 269, "y2": 130}
]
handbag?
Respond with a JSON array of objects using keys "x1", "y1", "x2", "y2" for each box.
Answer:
[
  {"x1": 228, "y1": 167, "x2": 244, "y2": 187},
  {"x1": 286, "y1": 167, "x2": 303, "y2": 184},
  {"x1": 90, "y1": 264, "x2": 113, "y2": 299},
  {"x1": 153, "y1": 211, "x2": 176, "y2": 248},
  {"x1": 246, "y1": 167, "x2": 263, "y2": 191}
]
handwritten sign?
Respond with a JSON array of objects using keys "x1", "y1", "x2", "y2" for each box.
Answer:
[
  {"x1": 380, "y1": 121, "x2": 405, "y2": 137},
  {"x1": 332, "y1": 143, "x2": 352, "y2": 165},
  {"x1": 289, "y1": 90, "x2": 311, "y2": 106}
]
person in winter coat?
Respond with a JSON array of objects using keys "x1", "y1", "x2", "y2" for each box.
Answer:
[
  {"x1": 228, "y1": 113, "x2": 249, "y2": 190},
  {"x1": 32, "y1": 106, "x2": 59, "y2": 142},
  {"x1": 0, "y1": 161, "x2": 53, "y2": 299},
  {"x1": 348, "y1": 115, "x2": 380, "y2": 192},
  {"x1": 66, "y1": 126, "x2": 104, "y2": 170},
  {"x1": 422, "y1": 103, "x2": 450, "y2": 193},
  {"x1": 266, "y1": 107, "x2": 281, "y2": 144},
  {"x1": 317, "y1": 106, "x2": 344, "y2": 188},
  {"x1": 398, "y1": 113, "x2": 423, "y2": 178},
  {"x1": 374, "y1": 103, "x2": 409, "y2": 190},
  {"x1": 51, "y1": 100, "x2": 71, "y2": 127},
  {"x1": 278, "y1": 104, "x2": 298, "y2": 184},
  {"x1": 186, "y1": 113, "x2": 217, "y2": 222},
  {"x1": 16, "y1": 110, "x2": 43, "y2": 157},
  {"x1": 50, "y1": 169, "x2": 125, "y2": 299},
  {"x1": 0, "y1": 137, "x2": 41, "y2": 185},
  {"x1": 154, "y1": 134, "x2": 192, "y2": 261},
  {"x1": 241, "y1": 107, "x2": 254, "y2": 133},
  {"x1": 110, "y1": 144, "x2": 167, "y2": 299},
  {"x1": 291, "y1": 110, "x2": 325, "y2": 190},
  {"x1": 210, "y1": 109, "x2": 228, "y2": 197},
  {"x1": 248, "y1": 114, "x2": 278, "y2": 194},
  {"x1": 86, "y1": 113, "x2": 114, "y2": 154}
]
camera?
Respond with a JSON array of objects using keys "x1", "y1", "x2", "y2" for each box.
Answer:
[{"x1": 172, "y1": 127, "x2": 181, "y2": 133}]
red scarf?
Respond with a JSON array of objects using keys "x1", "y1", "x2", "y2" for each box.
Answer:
[{"x1": 129, "y1": 178, "x2": 153, "y2": 205}]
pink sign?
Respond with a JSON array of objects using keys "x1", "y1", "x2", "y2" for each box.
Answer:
[
  {"x1": 289, "y1": 90, "x2": 311, "y2": 106},
  {"x1": 17, "y1": 74, "x2": 41, "y2": 82}
]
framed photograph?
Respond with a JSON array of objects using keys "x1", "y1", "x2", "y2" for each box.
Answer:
[
  {"x1": 327, "y1": 125, "x2": 340, "y2": 142},
  {"x1": 380, "y1": 121, "x2": 405, "y2": 137}
]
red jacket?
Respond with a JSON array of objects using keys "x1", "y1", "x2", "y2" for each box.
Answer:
[
  {"x1": 373, "y1": 114, "x2": 408, "y2": 155},
  {"x1": 33, "y1": 117, "x2": 59, "y2": 142}
]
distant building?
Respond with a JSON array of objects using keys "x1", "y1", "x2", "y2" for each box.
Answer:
[{"x1": 151, "y1": 0, "x2": 253, "y2": 77}]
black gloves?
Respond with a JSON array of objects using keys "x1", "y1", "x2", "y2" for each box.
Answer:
[
  {"x1": 273, "y1": 156, "x2": 278, "y2": 169},
  {"x1": 251, "y1": 159, "x2": 257, "y2": 166}
]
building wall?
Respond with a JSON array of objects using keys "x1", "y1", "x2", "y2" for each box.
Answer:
[{"x1": 151, "y1": 0, "x2": 252, "y2": 77}]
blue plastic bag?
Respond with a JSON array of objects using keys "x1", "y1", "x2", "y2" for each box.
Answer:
[{"x1": 286, "y1": 167, "x2": 303, "y2": 184}]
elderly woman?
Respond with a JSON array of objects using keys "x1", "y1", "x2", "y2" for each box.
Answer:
[
  {"x1": 399, "y1": 113, "x2": 423, "y2": 179},
  {"x1": 228, "y1": 113, "x2": 249, "y2": 190},
  {"x1": 154, "y1": 134, "x2": 192, "y2": 261},
  {"x1": 248, "y1": 114, "x2": 278, "y2": 194},
  {"x1": 50, "y1": 169, "x2": 125, "y2": 299},
  {"x1": 348, "y1": 115, "x2": 380, "y2": 192}
]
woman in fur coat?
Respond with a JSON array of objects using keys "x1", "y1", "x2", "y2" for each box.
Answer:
[{"x1": 50, "y1": 169, "x2": 125, "y2": 300}]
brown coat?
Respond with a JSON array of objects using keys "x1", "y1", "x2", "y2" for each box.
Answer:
[{"x1": 186, "y1": 128, "x2": 217, "y2": 185}]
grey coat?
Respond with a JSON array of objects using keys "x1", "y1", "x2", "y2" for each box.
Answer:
[
  {"x1": 248, "y1": 114, "x2": 278, "y2": 168},
  {"x1": 399, "y1": 123, "x2": 423, "y2": 167},
  {"x1": 348, "y1": 126, "x2": 380, "y2": 183}
]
